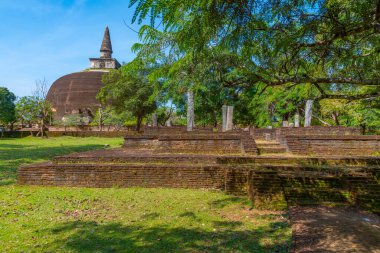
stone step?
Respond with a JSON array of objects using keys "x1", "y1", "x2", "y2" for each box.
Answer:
[
  {"x1": 219, "y1": 156, "x2": 380, "y2": 166},
  {"x1": 255, "y1": 140, "x2": 289, "y2": 155},
  {"x1": 52, "y1": 155, "x2": 380, "y2": 176},
  {"x1": 53, "y1": 155, "x2": 219, "y2": 165},
  {"x1": 255, "y1": 140, "x2": 280, "y2": 144},
  {"x1": 258, "y1": 148, "x2": 287, "y2": 153},
  {"x1": 256, "y1": 142, "x2": 282, "y2": 147},
  {"x1": 254, "y1": 163, "x2": 380, "y2": 170},
  {"x1": 284, "y1": 189, "x2": 350, "y2": 201}
]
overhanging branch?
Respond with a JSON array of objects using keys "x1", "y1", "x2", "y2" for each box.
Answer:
[
  {"x1": 313, "y1": 83, "x2": 380, "y2": 100},
  {"x1": 267, "y1": 77, "x2": 380, "y2": 86}
]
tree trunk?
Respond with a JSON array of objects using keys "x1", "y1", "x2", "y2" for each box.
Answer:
[
  {"x1": 9, "y1": 121, "x2": 15, "y2": 131},
  {"x1": 283, "y1": 112, "x2": 290, "y2": 121},
  {"x1": 40, "y1": 119, "x2": 46, "y2": 138},
  {"x1": 99, "y1": 108, "x2": 103, "y2": 131},
  {"x1": 187, "y1": 90, "x2": 195, "y2": 131},
  {"x1": 360, "y1": 123, "x2": 367, "y2": 135},
  {"x1": 332, "y1": 113, "x2": 340, "y2": 126},
  {"x1": 40, "y1": 123, "x2": 44, "y2": 137},
  {"x1": 135, "y1": 115, "x2": 143, "y2": 132}
]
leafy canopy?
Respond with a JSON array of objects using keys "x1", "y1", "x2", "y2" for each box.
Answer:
[
  {"x1": 97, "y1": 60, "x2": 157, "y2": 131},
  {"x1": 126, "y1": 0, "x2": 380, "y2": 130},
  {"x1": 130, "y1": 0, "x2": 379, "y2": 96},
  {"x1": 0, "y1": 87, "x2": 16, "y2": 125}
]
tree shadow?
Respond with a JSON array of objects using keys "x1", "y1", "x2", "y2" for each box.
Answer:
[
  {"x1": 0, "y1": 179, "x2": 14, "y2": 186},
  {"x1": 209, "y1": 196, "x2": 247, "y2": 208},
  {"x1": 42, "y1": 220, "x2": 291, "y2": 252},
  {"x1": 0, "y1": 143, "x2": 34, "y2": 148},
  {"x1": 140, "y1": 212, "x2": 160, "y2": 220},
  {"x1": 179, "y1": 211, "x2": 199, "y2": 219}
]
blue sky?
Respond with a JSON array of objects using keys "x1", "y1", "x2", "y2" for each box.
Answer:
[{"x1": 0, "y1": 0, "x2": 143, "y2": 97}]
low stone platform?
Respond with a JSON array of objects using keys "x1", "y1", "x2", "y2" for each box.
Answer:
[
  {"x1": 17, "y1": 131, "x2": 380, "y2": 212},
  {"x1": 18, "y1": 148, "x2": 380, "y2": 212}
]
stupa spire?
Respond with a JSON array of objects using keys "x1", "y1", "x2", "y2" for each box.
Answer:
[
  {"x1": 100, "y1": 26, "x2": 113, "y2": 58},
  {"x1": 89, "y1": 27, "x2": 120, "y2": 69}
]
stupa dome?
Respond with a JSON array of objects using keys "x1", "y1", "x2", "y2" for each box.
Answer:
[{"x1": 46, "y1": 71, "x2": 105, "y2": 120}]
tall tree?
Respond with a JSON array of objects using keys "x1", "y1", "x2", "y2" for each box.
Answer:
[
  {"x1": 0, "y1": 87, "x2": 16, "y2": 129},
  {"x1": 15, "y1": 96, "x2": 40, "y2": 127},
  {"x1": 33, "y1": 79, "x2": 53, "y2": 137},
  {"x1": 97, "y1": 60, "x2": 157, "y2": 131}
]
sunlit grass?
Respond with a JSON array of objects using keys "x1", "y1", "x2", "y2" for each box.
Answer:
[
  {"x1": 0, "y1": 137, "x2": 291, "y2": 252},
  {"x1": 0, "y1": 136, "x2": 123, "y2": 184}
]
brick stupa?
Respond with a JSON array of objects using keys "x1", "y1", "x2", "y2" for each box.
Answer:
[{"x1": 46, "y1": 27, "x2": 120, "y2": 120}]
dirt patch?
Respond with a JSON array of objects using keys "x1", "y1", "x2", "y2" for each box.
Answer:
[{"x1": 290, "y1": 206, "x2": 380, "y2": 253}]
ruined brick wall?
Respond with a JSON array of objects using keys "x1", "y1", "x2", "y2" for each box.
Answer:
[
  {"x1": 284, "y1": 135, "x2": 380, "y2": 156},
  {"x1": 251, "y1": 126, "x2": 360, "y2": 141},
  {"x1": 276, "y1": 126, "x2": 361, "y2": 146},
  {"x1": 247, "y1": 165, "x2": 380, "y2": 213},
  {"x1": 157, "y1": 134, "x2": 243, "y2": 153},
  {"x1": 123, "y1": 133, "x2": 248, "y2": 154},
  {"x1": 156, "y1": 139, "x2": 243, "y2": 153},
  {"x1": 18, "y1": 164, "x2": 228, "y2": 190},
  {"x1": 124, "y1": 135, "x2": 158, "y2": 150}
]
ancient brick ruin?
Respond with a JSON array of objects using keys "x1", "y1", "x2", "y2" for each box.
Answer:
[{"x1": 18, "y1": 126, "x2": 380, "y2": 212}]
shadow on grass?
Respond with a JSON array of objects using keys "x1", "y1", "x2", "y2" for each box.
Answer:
[
  {"x1": 0, "y1": 179, "x2": 14, "y2": 186},
  {"x1": 43, "y1": 220, "x2": 290, "y2": 253},
  {"x1": 0, "y1": 143, "x2": 108, "y2": 183},
  {"x1": 0, "y1": 143, "x2": 34, "y2": 148},
  {"x1": 209, "y1": 196, "x2": 247, "y2": 208}
]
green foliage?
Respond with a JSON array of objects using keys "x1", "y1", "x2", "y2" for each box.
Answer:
[
  {"x1": 130, "y1": 0, "x2": 379, "y2": 88},
  {"x1": 62, "y1": 114, "x2": 83, "y2": 127},
  {"x1": 320, "y1": 98, "x2": 380, "y2": 133},
  {"x1": 15, "y1": 96, "x2": 40, "y2": 126},
  {"x1": 126, "y1": 0, "x2": 380, "y2": 128},
  {"x1": 193, "y1": 82, "x2": 226, "y2": 127},
  {"x1": 15, "y1": 95, "x2": 53, "y2": 130},
  {"x1": 98, "y1": 60, "x2": 157, "y2": 131},
  {"x1": 152, "y1": 106, "x2": 174, "y2": 126},
  {"x1": 244, "y1": 84, "x2": 319, "y2": 127},
  {"x1": 0, "y1": 87, "x2": 16, "y2": 126},
  {"x1": 91, "y1": 106, "x2": 133, "y2": 128}
]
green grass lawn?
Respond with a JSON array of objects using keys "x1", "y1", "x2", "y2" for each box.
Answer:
[{"x1": 0, "y1": 137, "x2": 291, "y2": 252}]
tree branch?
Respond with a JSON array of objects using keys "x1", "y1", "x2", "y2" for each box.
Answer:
[
  {"x1": 267, "y1": 76, "x2": 380, "y2": 86},
  {"x1": 319, "y1": 92, "x2": 380, "y2": 100}
]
